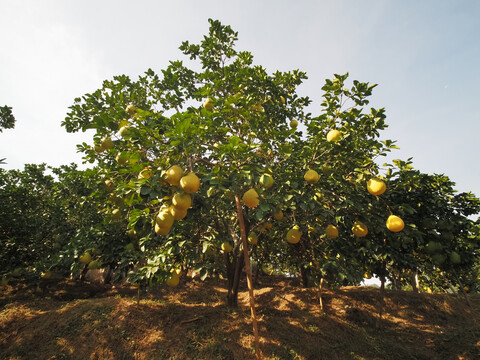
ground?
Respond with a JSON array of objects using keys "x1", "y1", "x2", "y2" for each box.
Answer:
[{"x1": 0, "y1": 275, "x2": 479, "y2": 360}]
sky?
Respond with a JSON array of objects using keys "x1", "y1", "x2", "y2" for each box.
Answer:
[{"x1": 1, "y1": 0, "x2": 479, "y2": 198}]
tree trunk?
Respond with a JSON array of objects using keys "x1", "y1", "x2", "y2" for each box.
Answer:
[
  {"x1": 377, "y1": 262, "x2": 386, "y2": 328},
  {"x1": 226, "y1": 251, "x2": 244, "y2": 307},
  {"x1": 103, "y1": 265, "x2": 113, "y2": 285},
  {"x1": 79, "y1": 264, "x2": 89, "y2": 283},
  {"x1": 300, "y1": 266, "x2": 310, "y2": 288},
  {"x1": 410, "y1": 270, "x2": 419, "y2": 293}
]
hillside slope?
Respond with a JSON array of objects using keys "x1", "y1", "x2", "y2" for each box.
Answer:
[{"x1": 1, "y1": 276, "x2": 479, "y2": 360}]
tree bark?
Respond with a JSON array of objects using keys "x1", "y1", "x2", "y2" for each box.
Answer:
[
  {"x1": 226, "y1": 251, "x2": 244, "y2": 307},
  {"x1": 410, "y1": 270, "x2": 419, "y2": 293},
  {"x1": 300, "y1": 266, "x2": 310, "y2": 288},
  {"x1": 377, "y1": 261, "x2": 386, "y2": 328}
]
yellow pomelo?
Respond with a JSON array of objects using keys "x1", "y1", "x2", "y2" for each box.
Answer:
[
  {"x1": 170, "y1": 206, "x2": 188, "y2": 220},
  {"x1": 326, "y1": 129, "x2": 342, "y2": 142},
  {"x1": 119, "y1": 126, "x2": 130, "y2": 138},
  {"x1": 101, "y1": 137, "x2": 114, "y2": 150},
  {"x1": 203, "y1": 98, "x2": 214, "y2": 111},
  {"x1": 88, "y1": 260, "x2": 101, "y2": 270},
  {"x1": 221, "y1": 241, "x2": 233, "y2": 253},
  {"x1": 119, "y1": 120, "x2": 130, "y2": 128},
  {"x1": 304, "y1": 169, "x2": 320, "y2": 184},
  {"x1": 155, "y1": 222, "x2": 171, "y2": 236},
  {"x1": 156, "y1": 209, "x2": 174, "y2": 229},
  {"x1": 125, "y1": 104, "x2": 136, "y2": 116},
  {"x1": 386, "y1": 215, "x2": 404, "y2": 232},
  {"x1": 248, "y1": 232, "x2": 259, "y2": 245},
  {"x1": 286, "y1": 225, "x2": 302, "y2": 244},
  {"x1": 94, "y1": 143, "x2": 105, "y2": 153},
  {"x1": 180, "y1": 172, "x2": 201, "y2": 194},
  {"x1": 260, "y1": 174, "x2": 274, "y2": 189},
  {"x1": 325, "y1": 225, "x2": 339, "y2": 239},
  {"x1": 367, "y1": 178, "x2": 386, "y2": 196},
  {"x1": 166, "y1": 272, "x2": 180, "y2": 287},
  {"x1": 242, "y1": 188, "x2": 259, "y2": 208},
  {"x1": 352, "y1": 221, "x2": 368, "y2": 237},
  {"x1": 79, "y1": 252, "x2": 92, "y2": 264},
  {"x1": 290, "y1": 120, "x2": 298, "y2": 128},
  {"x1": 165, "y1": 165, "x2": 183, "y2": 186},
  {"x1": 172, "y1": 193, "x2": 192, "y2": 210}
]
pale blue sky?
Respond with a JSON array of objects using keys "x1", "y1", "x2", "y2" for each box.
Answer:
[{"x1": 1, "y1": 0, "x2": 479, "y2": 198}]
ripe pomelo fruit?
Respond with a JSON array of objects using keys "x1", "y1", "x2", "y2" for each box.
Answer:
[
  {"x1": 248, "y1": 232, "x2": 259, "y2": 245},
  {"x1": 221, "y1": 241, "x2": 233, "y2": 253},
  {"x1": 101, "y1": 137, "x2": 114, "y2": 150},
  {"x1": 386, "y1": 215, "x2": 404, "y2": 232},
  {"x1": 156, "y1": 209, "x2": 174, "y2": 229},
  {"x1": 172, "y1": 193, "x2": 192, "y2": 210},
  {"x1": 367, "y1": 178, "x2": 386, "y2": 196},
  {"x1": 170, "y1": 206, "x2": 188, "y2": 220},
  {"x1": 126, "y1": 104, "x2": 136, "y2": 116},
  {"x1": 166, "y1": 272, "x2": 180, "y2": 287},
  {"x1": 286, "y1": 225, "x2": 302, "y2": 244},
  {"x1": 325, "y1": 225, "x2": 339, "y2": 239},
  {"x1": 304, "y1": 169, "x2": 320, "y2": 184},
  {"x1": 180, "y1": 172, "x2": 201, "y2": 194},
  {"x1": 326, "y1": 129, "x2": 342, "y2": 142},
  {"x1": 79, "y1": 252, "x2": 92, "y2": 264},
  {"x1": 155, "y1": 223, "x2": 170, "y2": 236},
  {"x1": 242, "y1": 188, "x2": 259, "y2": 208},
  {"x1": 203, "y1": 98, "x2": 214, "y2": 111},
  {"x1": 260, "y1": 174, "x2": 274, "y2": 189},
  {"x1": 165, "y1": 165, "x2": 183, "y2": 186},
  {"x1": 352, "y1": 221, "x2": 368, "y2": 237}
]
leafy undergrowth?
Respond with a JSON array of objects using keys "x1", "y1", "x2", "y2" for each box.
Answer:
[{"x1": 1, "y1": 276, "x2": 479, "y2": 360}]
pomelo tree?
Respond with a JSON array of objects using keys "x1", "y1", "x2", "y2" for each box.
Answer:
[
  {"x1": 62, "y1": 19, "x2": 479, "y2": 309},
  {"x1": 379, "y1": 161, "x2": 480, "y2": 292},
  {"x1": 62, "y1": 19, "x2": 313, "y2": 305},
  {"x1": 0, "y1": 163, "x2": 136, "y2": 285}
]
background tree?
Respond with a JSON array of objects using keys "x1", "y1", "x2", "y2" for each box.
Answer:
[
  {"x1": 0, "y1": 105, "x2": 15, "y2": 132},
  {"x1": 1, "y1": 105, "x2": 16, "y2": 164}
]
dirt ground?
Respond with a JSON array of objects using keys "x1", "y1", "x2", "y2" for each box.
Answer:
[{"x1": 1, "y1": 275, "x2": 479, "y2": 360}]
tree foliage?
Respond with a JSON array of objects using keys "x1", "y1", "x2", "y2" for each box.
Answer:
[{"x1": 2, "y1": 19, "x2": 478, "y2": 299}]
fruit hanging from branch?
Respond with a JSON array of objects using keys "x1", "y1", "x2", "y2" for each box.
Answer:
[
  {"x1": 386, "y1": 215, "x2": 404, "y2": 232},
  {"x1": 367, "y1": 178, "x2": 386, "y2": 196},
  {"x1": 242, "y1": 188, "x2": 260, "y2": 208}
]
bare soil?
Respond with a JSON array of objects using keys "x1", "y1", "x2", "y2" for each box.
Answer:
[{"x1": 1, "y1": 276, "x2": 479, "y2": 360}]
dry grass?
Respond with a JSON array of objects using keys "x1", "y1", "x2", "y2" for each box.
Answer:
[{"x1": 0, "y1": 276, "x2": 479, "y2": 360}]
